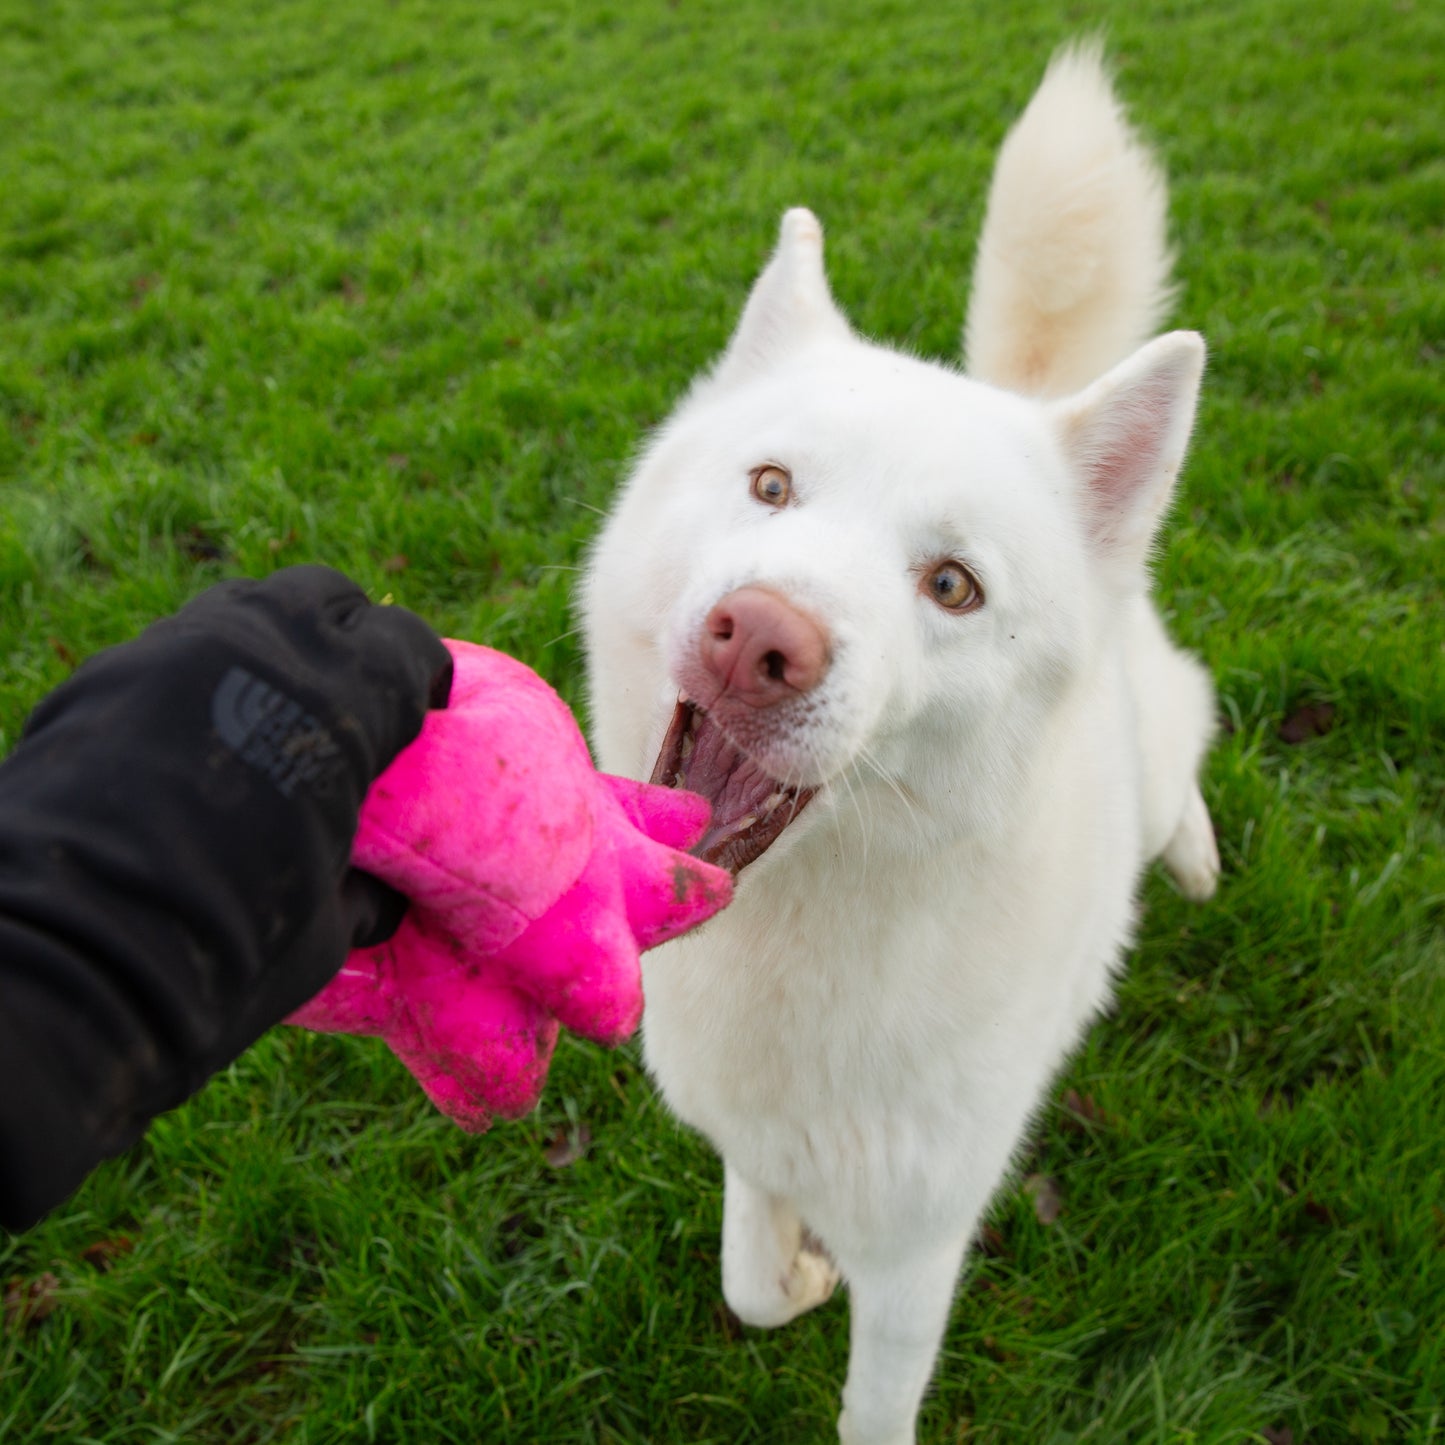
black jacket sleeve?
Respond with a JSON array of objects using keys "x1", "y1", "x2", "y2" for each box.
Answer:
[{"x1": 0, "y1": 566, "x2": 452, "y2": 1232}]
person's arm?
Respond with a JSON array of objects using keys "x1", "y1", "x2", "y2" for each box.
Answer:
[{"x1": 0, "y1": 566, "x2": 451, "y2": 1232}]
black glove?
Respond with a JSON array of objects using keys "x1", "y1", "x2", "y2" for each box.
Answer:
[{"x1": 0, "y1": 566, "x2": 452, "y2": 1231}]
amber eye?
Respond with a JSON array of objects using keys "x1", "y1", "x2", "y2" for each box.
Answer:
[
  {"x1": 923, "y1": 560, "x2": 983, "y2": 613},
  {"x1": 750, "y1": 464, "x2": 792, "y2": 508}
]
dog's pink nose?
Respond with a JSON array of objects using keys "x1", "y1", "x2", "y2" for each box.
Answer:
[{"x1": 700, "y1": 587, "x2": 829, "y2": 706}]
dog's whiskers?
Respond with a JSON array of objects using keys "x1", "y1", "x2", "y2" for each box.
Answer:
[
  {"x1": 811, "y1": 742, "x2": 872, "y2": 874},
  {"x1": 563, "y1": 496, "x2": 609, "y2": 518},
  {"x1": 857, "y1": 744, "x2": 922, "y2": 828}
]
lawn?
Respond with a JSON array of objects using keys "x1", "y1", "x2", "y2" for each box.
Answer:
[{"x1": 1, "y1": 0, "x2": 1441, "y2": 1441}]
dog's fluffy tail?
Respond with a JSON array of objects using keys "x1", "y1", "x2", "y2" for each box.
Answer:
[{"x1": 963, "y1": 41, "x2": 1176, "y2": 399}]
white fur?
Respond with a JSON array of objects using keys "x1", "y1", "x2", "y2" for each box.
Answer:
[
  {"x1": 963, "y1": 40, "x2": 1177, "y2": 399},
  {"x1": 582, "y1": 44, "x2": 1218, "y2": 1445}
]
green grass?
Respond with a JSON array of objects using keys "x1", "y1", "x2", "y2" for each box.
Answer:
[{"x1": 1, "y1": 0, "x2": 1441, "y2": 1440}]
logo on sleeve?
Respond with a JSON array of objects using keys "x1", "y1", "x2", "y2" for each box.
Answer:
[{"x1": 211, "y1": 666, "x2": 343, "y2": 796}]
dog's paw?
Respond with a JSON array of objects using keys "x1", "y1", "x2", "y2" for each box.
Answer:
[
  {"x1": 1162, "y1": 783, "x2": 1220, "y2": 902},
  {"x1": 789, "y1": 1245, "x2": 842, "y2": 1315},
  {"x1": 838, "y1": 1406, "x2": 913, "y2": 1445},
  {"x1": 727, "y1": 1242, "x2": 841, "y2": 1329}
]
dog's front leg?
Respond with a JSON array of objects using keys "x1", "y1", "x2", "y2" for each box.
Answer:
[
  {"x1": 721, "y1": 1161, "x2": 840, "y2": 1327},
  {"x1": 836, "y1": 1234, "x2": 969, "y2": 1445}
]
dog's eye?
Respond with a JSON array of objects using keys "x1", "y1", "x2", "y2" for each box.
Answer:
[
  {"x1": 750, "y1": 465, "x2": 792, "y2": 508},
  {"x1": 923, "y1": 561, "x2": 983, "y2": 613}
]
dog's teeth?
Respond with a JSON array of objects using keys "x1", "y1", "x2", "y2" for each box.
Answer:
[
  {"x1": 761, "y1": 791, "x2": 788, "y2": 814},
  {"x1": 680, "y1": 733, "x2": 695, "y2": 763}
]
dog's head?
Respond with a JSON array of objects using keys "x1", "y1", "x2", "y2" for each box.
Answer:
[{"x1": 584, "y1": 210, "x2": 1203, "y2": 870}]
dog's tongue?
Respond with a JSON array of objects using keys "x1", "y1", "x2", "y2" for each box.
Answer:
[{"x1": 650, "y1": 698, "x2": 812, "y2": 877}]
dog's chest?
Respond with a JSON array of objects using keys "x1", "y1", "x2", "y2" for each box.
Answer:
[{"x1": 639, "y1": 825, "x2": 1126, "y2": 1192}]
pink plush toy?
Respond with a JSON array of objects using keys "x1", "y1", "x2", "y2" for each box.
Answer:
[{"x1": 287, "y1": 640, "x2": 731, "y2": 1130}]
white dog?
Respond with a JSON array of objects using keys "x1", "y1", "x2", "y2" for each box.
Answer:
[{"x1": 582, "y1": 42, "x2": 1220, "y2": 1445}]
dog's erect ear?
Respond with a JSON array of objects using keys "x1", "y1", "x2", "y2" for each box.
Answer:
[
  {"x1": 1050, "y1": 330, "x2": 1205, "y2": 576},
  {"x1": 710, "y1": 208, "x2": 853, "y2": 388}
]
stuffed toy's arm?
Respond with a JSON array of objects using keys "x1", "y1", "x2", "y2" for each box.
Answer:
[{"x1": 289, "y1": 640, "x2": 731, "y2": 1129}]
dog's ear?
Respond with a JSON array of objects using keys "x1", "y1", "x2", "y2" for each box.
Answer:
[
  {"x1": 710, "y1": 209, "x2": 853, "y2": 388},
  {"x1": 1050, "y1": 330, "x2": 1205, "y2": 577}
]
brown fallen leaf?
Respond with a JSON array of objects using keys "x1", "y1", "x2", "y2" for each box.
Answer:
[
  {"x1": 381, "y1": 554, "x2": 410, "y2": 574},
  {"x1": 4, "y1": 1272, "x2": 61, "y2": 1331},
  {"x1": 1279, "y1": 702, "x2": 1336, "y2": 744},
  {"x1": 1261, "y1": 1427, "x2": 1294, "y2": 1445},
  {"x1": 975, "y1": 1222, "x2": 1009, "y2": 1258},
  {"x1": 1257, "y1": 1088, "x2": 1296, "y2": 1118},
  {"x1": 498, "y1": 1213, "x2": 543, "y2": 1258},
  {"x1": 543, "y1": 1124, "x2": 591, "y2": 1169},
  {"x1": 1024, "y1": 1173, "x2": 1063, "y2": 1225},
  {"x1": 1061, "y1": 1088, "x2": 1112, "y2": 1132},
  {"x1": 79, "y1": 1235, "x2": 135, "y2": 1271},
  {"x1": 47, "y1": 637, "x2": 78, "y2": 668},
  {"x1": 179, "y1": 524, "x2": 226, "y2": 563}
]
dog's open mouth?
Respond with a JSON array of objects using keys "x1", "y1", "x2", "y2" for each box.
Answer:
[{"x1": 649, "y1": 697, "x2": 815, "y2": 877}]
